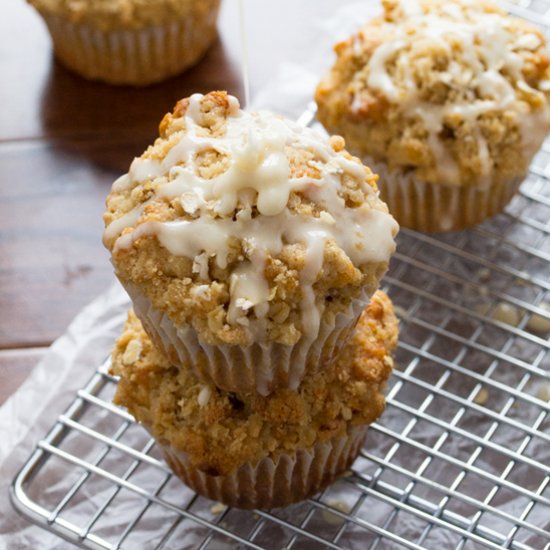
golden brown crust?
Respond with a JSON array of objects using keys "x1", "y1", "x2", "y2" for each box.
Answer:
[
  {"x1": 316, "y1": 0, "x2": 550, "y2": 188},
  {"x1": 111, "y1": 290, "x2": 398, "y2": 476}
]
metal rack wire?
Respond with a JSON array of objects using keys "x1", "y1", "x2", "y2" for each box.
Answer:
[{"x1": 10, "y1": 1, "x2": 550, "y2": 547}]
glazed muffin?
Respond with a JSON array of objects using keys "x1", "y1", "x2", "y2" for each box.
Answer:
[
  {"x1": 111, "y1": 291, "x2": 398, "y2": 509},
  {"x1": 103, "y1": 91, "x2": 398, "y2": 394},
  {"x1": 27, "y1": 0, "x2": 221, "y2": 85},
  {"x1": 316, "y1": 0, "x2": 550, "y2": 232}
]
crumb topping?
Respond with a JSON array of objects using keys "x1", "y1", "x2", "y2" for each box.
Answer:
[
  {"x1": 27, "y1": 0, "x2": 220, "y2": 30},
  {"x1": 316, "y1": 0, "x2": 550, "y2": 187},
  {"x1": 104, "y1": 92, "x2": 398, "y2": 346},
  {"x1": 111, "y1": 290, "x2": 398, "y2": 476}
]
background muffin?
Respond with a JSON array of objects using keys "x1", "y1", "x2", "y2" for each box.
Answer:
[
  {"x1": 111, "y1": 290, "x2": 398, "y2": 509},
  {"x1": 316, "y1": 0, "x2": 550, "y2": 232},
  {"x1": 103, "y1": 91, "x2": 398, "y2": 394},
  {"x1": 27, "y1": 0, "x2": 221, "y2": 85}
]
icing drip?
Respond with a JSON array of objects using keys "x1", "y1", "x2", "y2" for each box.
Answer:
[
  {"x1": 105, "y1": 94, "x2": 398, "y2": 340},
  {"x1": 400, "y1": 0, "x2": 422, "y2": 17},
  {"x1": 367, "y1": 40, "x2": 407, "y2": 102},
  {"x1": 214, "y1": 125, "x2": 291, "y2": 216},
  {"x1": 361, "y1": 1, "x2": 550, "y2": 185}
]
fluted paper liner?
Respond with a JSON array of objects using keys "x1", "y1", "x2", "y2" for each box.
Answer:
[
  {"x1": 39, "y1": 5, "x2": 220, "y2": 86},
  {"x1": 125, "y1": 283, "x2": 370, "y2": 395},
  {"x1": 158, "y1": 425, "x2": 368, "y2": 509},
  {"x1": 369, "y1": 158, "x2": 523, "y2": 233}
]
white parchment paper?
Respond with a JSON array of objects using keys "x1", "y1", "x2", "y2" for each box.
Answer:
[{"x1": 0, "y1": 282, "x2": 130, "y2": 548}]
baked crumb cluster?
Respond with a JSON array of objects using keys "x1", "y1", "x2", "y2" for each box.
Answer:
[
  {"x1": 316, "y1": 0, "x2": 550, "y2": 187},
  {"x1": 104, "y1": 92, "x2": 398, "y2": 347},
  {"x1": 111, "y1": 291, "x2": 398, "y2": 476},
  {"x1": 27, "y1": 0, "x2": 218, "y2": 30}
]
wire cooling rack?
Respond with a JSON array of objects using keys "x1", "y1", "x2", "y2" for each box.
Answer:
[{"x1": 10, "y1": 4, "x2": 550, "y2": 548}]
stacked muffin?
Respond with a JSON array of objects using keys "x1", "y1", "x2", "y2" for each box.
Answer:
[
  {"x1": 316, "y1": 0, "x2": 550, "y2": 232},
  {"x1": 103, "y1": 91, "x2": 399, "y2": 508}
]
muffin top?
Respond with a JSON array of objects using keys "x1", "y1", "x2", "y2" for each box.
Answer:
[
  {"x1": 27, "y1": 0, "x2": 218, "y2": 30},
  {"x1": 316, "y1": 0, "x2": 550, "y2": 187},
  {"x1": 103, "y1": 92, "x2": 398, "y2": 347},
  {"x1": 111, "y1": 290, "x2": 398, "y2": 476}
]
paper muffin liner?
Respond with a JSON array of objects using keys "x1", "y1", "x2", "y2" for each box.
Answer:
[
  {"x1": 39, "y1": 4, "x2": 220, "y2": 86},
  {"x1": 124, "y1": 283, "x2": 370, "y2": 396},
  {"x1": 368, "y1": 158, "x2": 523, "y2": 233},
  {"x1": 159, "y1": 425, "x2": 368, "y2": 509}
]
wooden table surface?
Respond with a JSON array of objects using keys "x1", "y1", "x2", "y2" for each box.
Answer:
[{"x1": 0, "y1": 0, "x2": 344, "y2": 404}]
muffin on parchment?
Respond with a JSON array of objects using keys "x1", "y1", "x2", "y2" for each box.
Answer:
[
  {"x1": 103, "y1": 91, "x2": 398, "y2": 395},
  {"x1": 111, "y1": 291, "x2": 398, "y2": 509},
  {"x1": 316, "y1": 0, "x2": 550, "y2": 232},
  {"x1": 26, "y1": 0, "x2": 221, "y2": 85}
]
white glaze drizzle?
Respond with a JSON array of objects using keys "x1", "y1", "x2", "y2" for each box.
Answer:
[
  {"x1": 105, "y1": 95, "x2": 398, "y2": 340},
  {"x1": 360, "y1": 1, "x2": 550, "y2": 185},
  {"x1": 400, "y1": 0, "x2": 422, "y2": 17}
]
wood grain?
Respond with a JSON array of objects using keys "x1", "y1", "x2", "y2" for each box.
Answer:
[
  {"x1": 0, "y1": 0, "x2": 245, "y2": 141},
  {"x1": 0, "y1": 138, "x2": 128, "y2": 347}
]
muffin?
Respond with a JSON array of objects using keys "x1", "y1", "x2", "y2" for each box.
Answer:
[
  {"x1": 26, "y1": 0, "x2": 221, "y2": 85},
  {"x1": 316, "y1": 0, "x2": 550, "y2": 232},
  {"x1": 103, "y1": 91, "x2": 398, "y2": 395},
  {"x1": 111, "y1": 290, "x2": 398, "y2": 509}
]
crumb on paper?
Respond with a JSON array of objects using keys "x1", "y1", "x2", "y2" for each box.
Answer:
[
  {"x1": 491, "y1": 303, "x2": 520, "y2": 327},
  {"x1": 536, "y1": 384, "x2": 550, "y2": 402},
  {"x1": 322, "y1": 499, "x2": 351, "y2": 526},
  {"x1": 210, "y1": 502, "x2": 227, "y2": 514},
  {"x1": 526, "y1": 302, "x2": 550, "y2": 334},
  {"x1": 476, "y1": 302, "x2": 520, "y2": 327},
  {"x1": 478, "y1": 268, "x2": 491, "y2": 283},
  {"x1": 473, "y1": 387, "x2": 489, "y2": 406}
]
